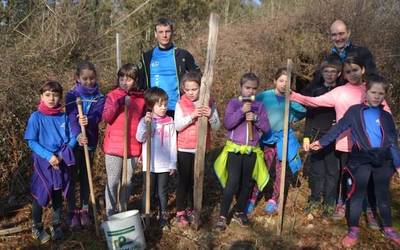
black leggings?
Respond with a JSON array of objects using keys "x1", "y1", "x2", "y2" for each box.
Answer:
[
  {"x1": 32, "y1": 189, "x2": 63, "y2": 226},
  {"x1": 308, "y1": 143, "x2": 339, "y2": 205},
  {"x1": 220, "y1": 152, "x2": 256, "y2": 217},
  {"x1": 348, "y1": 162, "x2": 394, "y2": 227},
  {"x1": 141, "y1": 172, "x2": 169, "y2": 214},
  {"x1": 176, "y1": 151, "x2": 195, "y2": 212}
]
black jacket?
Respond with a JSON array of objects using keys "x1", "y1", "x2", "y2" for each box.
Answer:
[
  {"x1": 137, "y1": 45, "x2": 200, "y2": 91},
  {"x1": 302, "y1": 83, "x2": 336, "y2": 139},
  {"x1": 319, "y1": 104, "x2": 400, "y2": 169}
]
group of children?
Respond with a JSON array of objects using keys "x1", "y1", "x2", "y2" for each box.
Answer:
[{"x1": 25, "y1": 56, "x2": 400, "y2": 247}]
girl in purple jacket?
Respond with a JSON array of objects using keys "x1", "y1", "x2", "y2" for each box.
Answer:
[
  {"x1": 214, "y1": 73, "x2": 270, "y2": 230},
  {"x1": 65, "y1": 61, "x2": 105, "y2": 229}
]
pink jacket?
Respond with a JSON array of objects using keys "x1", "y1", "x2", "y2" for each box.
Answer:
[
  {"x1": 291, "y1": 82, "x2": 390, "y2": 152},
  {"x1": 176, "y1": 94, "x2": 211, "y2": 150},
  {"x1": 102, "y1": 88, "x2": 146, "y2": 157}
]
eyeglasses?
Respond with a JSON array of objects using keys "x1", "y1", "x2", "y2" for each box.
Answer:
[{"x1": 322, "y1": 70, "x2": 338, "y2": 75}]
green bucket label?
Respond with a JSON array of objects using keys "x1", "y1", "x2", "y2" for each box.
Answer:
[{"x1": 106, "y1": 226, "x2": 143, "y2": 249}]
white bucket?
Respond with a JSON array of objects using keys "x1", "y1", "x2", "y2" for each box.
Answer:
[{"x1": 101, "y1": 210, "x2": 146, "y2": 250}]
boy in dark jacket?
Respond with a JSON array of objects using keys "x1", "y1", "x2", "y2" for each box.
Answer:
[{"x1": 302, "y1": 57, "x2": 341, "y2": 217}]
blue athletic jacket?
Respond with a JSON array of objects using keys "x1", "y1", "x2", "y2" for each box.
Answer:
[{"x1": 319, "y1": 103, "x2": 400, "y2": 169}]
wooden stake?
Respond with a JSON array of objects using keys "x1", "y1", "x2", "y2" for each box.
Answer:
[
  {"x1": 116, "y1": 33, "x2": 121, "y2": 70},
  {"x1": 120, "y1": 96, "x2": 130, "y2": 212},
  {"x1": 145, "y1": 121, "x2": 151, "y2": 225},
  {"x1": 76, "y1": 97, "x2": 100, "y2": 237},
  {"x1": 276, "y1": 59, "x2": 293, "y2": 236},
  {"x1": 193, "y1": 13, "x2": 219, "y2": 229},
  {"x1": 247, "y1": 121, "x2": 253, "y2": 141}
]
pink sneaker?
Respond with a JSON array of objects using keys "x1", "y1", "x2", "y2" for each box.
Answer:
[
  {"x1": 70, "y1": 210, "x2": 81, "y2": 230},
  {"x1": 80, "y1": 208, "x2": 91, "y2": 227},
  {"x1": 185, "y1": 208, "x2": 195, "y2": 223},
  {"x1": 176, "y1": 211, "x2": 189, "y2": 228},
  {"x1": 384, "y1": 227, "x2": 400, "y2": 247},
  {"x1": 342, "y1": 227, "x2": 359, "y2": 248}
]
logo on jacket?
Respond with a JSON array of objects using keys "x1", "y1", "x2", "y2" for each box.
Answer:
[{"x1": 151, "y1": 61, "x2": 159, "y2": 68}]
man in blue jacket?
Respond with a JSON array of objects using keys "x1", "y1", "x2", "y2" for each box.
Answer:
[{"x1": 138, "y1": 17, "x2": 201, "y2": 117}]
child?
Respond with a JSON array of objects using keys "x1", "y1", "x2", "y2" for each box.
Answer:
[
  {"x1": 136, "y1": 87, "x2": 177, "y2": 229},
  {"x1": 65, "y1": 61, "x2": 105, "y2": 229},
  {"x1": 102, "y1": 63, "x2": 146, "y2": 217},
  {"x1": 174, "y1": 71, "x2": 220, "y2": 227},
  {"x1": 290, "y1": 56, "x2": 390, "y2": 222},
  {"x1": 302, "y1": 57, "x2": 341, "y2": 217},
  {"x1": 214, "y1": 72, "x2": 269, "y2": 230},
  {"x1": 24, "y1": 81, "x2": 76, "y2": 244},
  {"x1": 310, "y1": 76, "x2": 400, "y2": 248},
  {"x1": 253, "y1": 68, "x2": 306, "y2": 215}
]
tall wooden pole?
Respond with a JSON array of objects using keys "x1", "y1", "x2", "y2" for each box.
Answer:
[
  {"x1": 193, "y1": 13, "x2": 219, "y2": 229},
  {"x1": 277, "y1": 59, "x2": 293, "y2": 236},
  {"x1": 76, "y1": 97, "x2": 99, "y2": 237},
  {"x1": 116, "y1": 33, "x2": 121, "y2": 70},
  {"x1": 145, "y1": 121, "x2": 151, "y2": 225},
  {"x1": 120, "y1": 96, "x2": 129, "y2": 212}
]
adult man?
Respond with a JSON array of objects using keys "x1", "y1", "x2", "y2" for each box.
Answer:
[
  {"x1": 138, "y1": 17, "x2": 200, "y2": 117},
  {"x1": 313, "y1": 20, "x2": 378, "y2": 84},
  {"x1": 330, "y1": 20, "x2": 377, "y2": 75}
]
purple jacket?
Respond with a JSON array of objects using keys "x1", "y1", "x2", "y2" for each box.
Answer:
[
  {"x1": 65, "y1": 87, "x2": 105, "y2": 149},
  {"x1": 224, "y1": 98, "x2": 270, "y2": 146},
  {"x1": 31, "y1": 144, "x2": 75, "y2": 206}
]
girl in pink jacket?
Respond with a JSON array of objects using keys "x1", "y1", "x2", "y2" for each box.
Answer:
[{"x1": 102, "y1": 63, "x2": 146, "y2": 217}]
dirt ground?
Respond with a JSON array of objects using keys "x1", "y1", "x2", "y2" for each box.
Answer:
[{"x1": 1, "y1": 151, "x2": 400, "y2": 250}]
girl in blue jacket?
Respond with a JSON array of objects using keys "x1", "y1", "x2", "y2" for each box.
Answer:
[{"x1": 310, "y1": 75, "x2": 400, "y2": 248}]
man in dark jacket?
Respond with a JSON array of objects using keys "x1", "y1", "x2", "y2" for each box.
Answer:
[
  {"x1": 138, "y1": 17, "x2": 201, "y2": 117},
  {"x1": 313, "y1": 20, "x2": 378, "y2": 85}
]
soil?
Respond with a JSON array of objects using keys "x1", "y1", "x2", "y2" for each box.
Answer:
[{"x1": 1, "y1": 150, "x2": 400, "y2": 250}]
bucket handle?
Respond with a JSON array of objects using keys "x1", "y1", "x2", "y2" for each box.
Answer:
[{"x1": 140, "y1": 214, "x2": 148, "y2": 231}]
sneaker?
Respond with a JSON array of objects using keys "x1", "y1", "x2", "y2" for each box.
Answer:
[
  {"x1": 342, "y1": 227, "x2": 360, "y2": 248},
  {"x1": 232, "y1": 212, "x2": 250, "y2": 227},
  {"x1": 384, "y1": 227, "x2": 400, "y2": 247},
  {"x1": 69, "y1": 210, "x2": 81, "y2": 230},
  {"x1": 159, "y1": 213, "x2": 170, "y2": 230},
  {"x1": 366, "y1": 209, "x2": 379, "y2": 230},
  {"x1": 215, "y1": 216, "x2": 227, "y2": 231},
  {"x1": 332, "y1": 203, "x2": 346, "y2": 220},
  {"x1": 185, "y1": 208, "x2": 195, "y2": 223},
  {"x1": 80, "y1": 208, "x2": 91, "y2": 227},
  {"x1": 32, "y1": 225, "x2": 50, "y2": 244},
  {"x1": 322, "y1": 204, "x2": 335, "y2": 218},
  {"x1": 175, "y1": 211, "x2": 189, "y2": 228},
  {"x1": 304, "y1": 201, "x2": 320, "y2": 215},
  {"x1": 264, "y1": 199, "x2": 277, "y2": 215},
  {"x1": 49, "y1": 224, "x2": 63, "y2": 241},
  {"x1": 246, "y1": 200, "x2": 256, "y2": 215}
]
